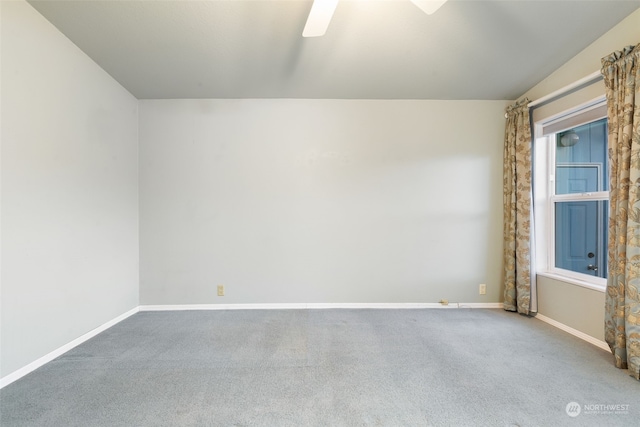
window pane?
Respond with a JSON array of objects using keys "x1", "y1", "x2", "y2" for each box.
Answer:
[
  {"x1": 554, "y1": 200, "x2": 608, "y2": 278},
  {"x1": 556, "y1": 118, "x2": 608, "y2": 194}
]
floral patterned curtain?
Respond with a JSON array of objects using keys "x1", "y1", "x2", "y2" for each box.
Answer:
[
  {"x1": 602, "y1": 44, "x2": 640, "y2": 381},
  {"x1": 503, "y1": 98, "x2": 535, "y2": 315}
]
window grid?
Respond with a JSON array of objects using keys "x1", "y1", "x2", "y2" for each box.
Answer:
[{"x1": 539, "y1": 106, "x2": 608, "y2": 289}]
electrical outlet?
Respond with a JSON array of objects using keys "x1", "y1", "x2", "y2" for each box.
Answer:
[
  {"x1": 440, "y1": 299, "x2": 449, "y2": 306},
  {"x1": 479, "y1": 284, "x2": 486, "y2": 295},
  {"x1": 217, "y1": 285, "x2": 225, "y2": 296}
]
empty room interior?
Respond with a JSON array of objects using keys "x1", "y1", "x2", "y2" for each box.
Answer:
[{"x1": 1, "y1": 0, "x2": 640, "y2": 425}]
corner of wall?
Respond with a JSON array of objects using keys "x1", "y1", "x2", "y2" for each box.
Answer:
[{"x1": 522, "y1": 7, "x2": 640, "y2": 102}]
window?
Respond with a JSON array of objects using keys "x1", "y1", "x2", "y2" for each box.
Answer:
[{"x1": 534, "y1": 100, "x2": 608, "y2": 289}]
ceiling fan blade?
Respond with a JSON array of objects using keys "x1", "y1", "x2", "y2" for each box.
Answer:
[
  {"x1": 410, "y1": 0, "x2": 448, "y2": 15},
  {"x1": 303, "y1": 0, "x2": 339, "y2": 38}
]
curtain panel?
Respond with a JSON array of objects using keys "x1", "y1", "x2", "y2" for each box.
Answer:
[
  {"x1": 503, "y1": 98, "x2": 534, "y2": 315},
  {"x1": 601, "y1": 43, "x2": 640, "y2": 380}
]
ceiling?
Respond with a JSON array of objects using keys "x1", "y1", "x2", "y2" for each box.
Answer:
[{"x1": 27, "y1": 0, "x2": 640, "y2": 100}]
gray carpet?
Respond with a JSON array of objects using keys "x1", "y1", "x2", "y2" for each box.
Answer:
[{"x1": 0, "y1": 308, "x2": 638, "y2": 426}]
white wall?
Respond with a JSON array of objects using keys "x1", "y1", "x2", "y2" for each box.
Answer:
[
  {"x1": 521, "y1": 8, "x2": 640, "y2": 341},
  {"x1": 139, "y1": 99, "x2": 508, "y2": 305},
  {"x1": 1, "y1": 1, "x2": 139, "y2": 377}
]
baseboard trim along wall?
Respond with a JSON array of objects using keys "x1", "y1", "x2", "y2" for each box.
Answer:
[
  {"x1": 535, "y1": 313, "x2": 610, "y2": 352},
  {"x1": 0, "y1": 307, "x2": 139, "y2": 389},
  {"x1": 139, "y1": 302, "x2": 506, "y2": 311}
]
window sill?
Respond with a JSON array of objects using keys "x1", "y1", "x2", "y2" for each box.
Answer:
[{"x1": 537, "y1": 271, "x2": 606, "y2": 293}]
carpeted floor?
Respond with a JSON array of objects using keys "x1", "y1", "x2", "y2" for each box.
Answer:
[{"x1": 0, "y1": 308, "x2": 638, "y2": 426}]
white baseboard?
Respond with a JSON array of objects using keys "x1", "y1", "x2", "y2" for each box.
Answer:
[
  {"x1": 535, "y1": 313, "x2": 610, "y2": 352},
  {"x1": 140, "y1": 303, "x2": 307, "y2": 311},
  {"x1": 139, "y1": 302, "x2": 504, "y2": 311},
  {"x1": 0, "y1": 306, "x2": 139, "y2": 389},
  {"x1": 457, "y1": 303, "x2": 504, "y2": 309}
]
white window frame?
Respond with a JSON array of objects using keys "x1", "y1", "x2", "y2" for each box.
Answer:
[{"x1": 534, "y1": 97, "x2": 608, "y2": 292}]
